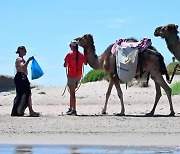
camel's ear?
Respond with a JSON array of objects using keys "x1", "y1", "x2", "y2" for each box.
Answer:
[
  {"x1": 84, "y1": 34, "x2": 87, "y2": 38},
  {"x1": 88, "y1": 34, "x2": 94, "y2": 44},
  {"x1": 167, "y1": 24, "x2": 178, "y2": 31},
  {"x1": 85, "y1": 34, "x2": 93, "y2": 38},
  {"x1": 176, "y1": 25, "x2": 178, "y2": 29},
  {"x1": 89, "y1": 34, "x2": 93, "y2": 37}
]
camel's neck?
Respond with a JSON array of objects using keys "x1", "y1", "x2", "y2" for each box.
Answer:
[
  {"x1": 165, "y1": 35, "x2": 178, "y2": 49},
  {"x1": 83, "y1": 45, "x2": 104, "y2": 70},
  {"x1": 165, "y1": 35, "x2": 179, "y2": 53},
  {"x1": 165, "y1": 35, "x2": 180, "y2": 61}
]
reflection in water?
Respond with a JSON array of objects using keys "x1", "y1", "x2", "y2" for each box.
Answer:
[
  {"x1": 70, "y1": 146, "x2": 78, "y2": 154},
  {"x1": 15, "y1": 145, "x2": 32, "y2": 154},
  {"x1": 0, "y1": 144, "x2": 180, "y2": 154}
]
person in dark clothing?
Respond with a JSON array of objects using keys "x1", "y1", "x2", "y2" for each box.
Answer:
[{"x1": 11, "y1": 46, "x2": 40, "y2": 117}]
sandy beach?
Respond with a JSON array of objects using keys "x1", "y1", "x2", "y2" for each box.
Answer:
[{"x1": 0, "y1": 75, "x2": 180, "y2": 147}]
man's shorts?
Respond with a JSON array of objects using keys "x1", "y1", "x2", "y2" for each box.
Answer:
[{"x1": 67, "y1": 76, "x2": 81, "y2": 88}]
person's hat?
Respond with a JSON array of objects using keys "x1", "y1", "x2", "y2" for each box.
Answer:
[{"x1": 69, "y1": 40, "x2": 78, "y2": 46}]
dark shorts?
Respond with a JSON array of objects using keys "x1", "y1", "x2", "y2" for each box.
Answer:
[{"x1": 67, "y1": 76, "x2": 81, "y2": 88}]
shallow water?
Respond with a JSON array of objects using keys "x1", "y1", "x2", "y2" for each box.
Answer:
[{"x1": 0, "y1": 144, "x2": 180, "y2": 154}]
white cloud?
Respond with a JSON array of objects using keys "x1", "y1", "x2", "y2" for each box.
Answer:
[
  {"x1": 107, "y1": 17, "x2": 136, "y2": 29},
  {"x1": 107, "y1": 18, "x2": 127, "y2": 29}
]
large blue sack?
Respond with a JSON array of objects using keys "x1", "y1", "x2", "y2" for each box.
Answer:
[{"x1": 31, "y1": 57, "x2": 44, "y2": 80}]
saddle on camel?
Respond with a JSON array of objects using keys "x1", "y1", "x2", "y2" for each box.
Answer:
[{"x1": 111, "y1": 38, "x2": 152, "y2": 84}]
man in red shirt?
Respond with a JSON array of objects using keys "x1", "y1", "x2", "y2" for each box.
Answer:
[{"x1": 64, "y1": 40, "x2": 87, "y2": 115}]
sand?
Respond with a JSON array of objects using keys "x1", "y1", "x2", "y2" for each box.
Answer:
[{"x1": 0, "y1": 76, "x2": 180, "y2": 146}]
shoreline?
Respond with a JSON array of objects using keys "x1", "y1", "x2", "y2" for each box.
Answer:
[{"x1": 1, "y1": 144, "x2": 180, "y2": 154}]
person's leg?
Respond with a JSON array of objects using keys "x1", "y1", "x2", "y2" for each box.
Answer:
[
  {"x1": 69, "y1": 86, "x2": 76, "y2": 111},
  {"x1": 28, "y1": 93, "x2": 39, "y2": 116},
  {"x1": 28, "y1": 93, "x2": 33, "y2": 113},
  {"x1": 66, "y1": 77, "x2": 80, "y2": 115}
]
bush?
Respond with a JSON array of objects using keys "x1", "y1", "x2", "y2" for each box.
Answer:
[
  {"x1": 38, "y1": 91, "x2": 46, "y2": 94},
  {"x1": 167, "y1": 62, "x2": 180, "y2": 75},
  {"x1": 170, "y1": 82, "x2": 180, "y2": 95},
  {"x1": 82, "y1": 70, "x2": 110, "y2": 83}
]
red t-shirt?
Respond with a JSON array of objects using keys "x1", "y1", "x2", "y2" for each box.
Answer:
[{"x1": 64, "y1": 51, "x2": 87, "y2": 78}]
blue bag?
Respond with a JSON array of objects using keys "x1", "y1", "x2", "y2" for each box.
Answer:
[{"x1": 31, "y1": 57, "x2": 44, "y2": 80}]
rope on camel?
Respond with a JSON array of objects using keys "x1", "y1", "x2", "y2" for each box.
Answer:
[{"x1": 168, "y1": 64, "x2": 179, "y2": 84}]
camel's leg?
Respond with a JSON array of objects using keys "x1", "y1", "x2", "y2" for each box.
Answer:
[
  {"x1": 146, "y1": 82, "x2": 162, "y2": 116},
  {"x1": 160, "y1": 80, "x2": 175, "y2": 116},
  {"x1": 113, "y1": 77, "x2": 125, "y2": 116},
  {"x1": 151, "y1": 75, "x2": 174, "y2": 116},
  {"x1": 102, "y1": 78, "x2": 114, "y2": 114}
]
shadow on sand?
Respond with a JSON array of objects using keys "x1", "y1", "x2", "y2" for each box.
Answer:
[{"x1": 63, "y1": 113, "x2": 180, "y2": 118}]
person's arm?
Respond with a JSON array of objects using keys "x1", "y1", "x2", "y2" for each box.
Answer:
[
  {"x1": 63, "y1": 61, "x2": 67, "y2": 67},
  {"x1": 25, "y1": 57, "x2": 33, "y2": 66},
  {"x1": 16, "y1": 57, "x2": 33, "y2": 71},
  {"x1": 64, "y1": 53, "x2": 69, "y2": 67}
]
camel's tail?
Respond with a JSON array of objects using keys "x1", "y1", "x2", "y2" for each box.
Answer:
[
  {"x1": 158, "y1": 54, "x2": 170, "y2": 82},
  {"x1": 148, "y1": 46, "x2": 170, "y2": 82}
]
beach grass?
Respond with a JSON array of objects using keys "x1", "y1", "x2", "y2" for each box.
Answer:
[
  {"x1": 77, "y1": 96, "x2": 86, "y2": 99},
  {"x1": 38, "y1": 91, "x2": 46, "y2": 95},
  {"x1": 82, "y1": 70, "x2": 110, "y2": 83},
  {"x1": 170, "y1": 81, "x2": 180, "y2": 95},
  {"x1": 167, "y1": 62, "x2": 180, "y2": 75}
]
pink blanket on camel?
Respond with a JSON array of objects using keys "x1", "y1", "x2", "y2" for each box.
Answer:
[{"x1": 111, "y1": 38, "x2": 152, "y2": 55}]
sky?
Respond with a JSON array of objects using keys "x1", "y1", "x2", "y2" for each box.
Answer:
[{"x1": 0, "y1": 0, "x2": 179, "y2": 86}]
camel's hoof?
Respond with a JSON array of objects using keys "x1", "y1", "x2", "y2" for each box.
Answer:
[
  {"x1": 101, "y1": 109, "x2": 107, "y2": 114},
  {"x1": 114, "y1": 113, "x2": 125, "y2": 116},
  {"x1": 169, "y1": 111, "x2": 175, "y2": 117},
  {"x1": 145, "y1": 112, "x2": 154, "y2": 117}
]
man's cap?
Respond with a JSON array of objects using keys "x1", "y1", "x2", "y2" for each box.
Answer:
[{"x1": 69, "y1": 40, "x2": 78, "y2": 46}]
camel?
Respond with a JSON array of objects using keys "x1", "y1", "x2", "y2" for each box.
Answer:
[
  {"x1": 75, "y1": 34, "x2": 175, "y2": 116},
  {"x1": 154, "y1": 24, "x2": 180, "y2": 61}
]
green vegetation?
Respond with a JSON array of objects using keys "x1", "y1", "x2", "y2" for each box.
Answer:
[
  {"x1": 10, "y1": 90, "x2": 16, "y2": 94},
  {"x1": 81, "y1": 63, "x2": 180, "y2": 96},
  {"x1": 38, "y1": 91, "x2": 46, "y2": 94},
  {"x1": 167, "y1": 62, "x2": 180, "y2": 95},
  {"x1": 82, "y1": 70, "x2": 110, "y2": 83},
  {"x1": 170, "y1": 82, "x2": 180, "y2": 95},
  {"x1": 167, "y1": 62, "x2": 180, "y2": 75},
  {"x1": 76, "y1": 96, "x2": 86, "y2": 99}
]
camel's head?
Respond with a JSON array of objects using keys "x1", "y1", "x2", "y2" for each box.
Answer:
[
  {"x1": 75, "y1": 34, "x2": 94, "y2": 47},
  {"x1": 154, "y1": 24, "x2": 179, "y2": 38}
]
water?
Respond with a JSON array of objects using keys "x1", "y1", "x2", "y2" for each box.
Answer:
[{"x1": 0, "y1": 144, "x2": 180, "y2": 154}]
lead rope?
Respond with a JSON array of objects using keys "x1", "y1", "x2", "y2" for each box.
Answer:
[
  {"x1": 168, "y1": 64, "x2": 179, "y2": 84},
  {"x1": 75, "y1": 64, "x2": 84, "y2": 92},
  {"x1": 61, "y1": 85, "x2": 68, "y2": 96},
  {"x1": 62, "y1": 65, "x2": 84, "y2": 96},
  {"x1": 62, "y1": 67, "x2": 68, "y2": 96}
]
